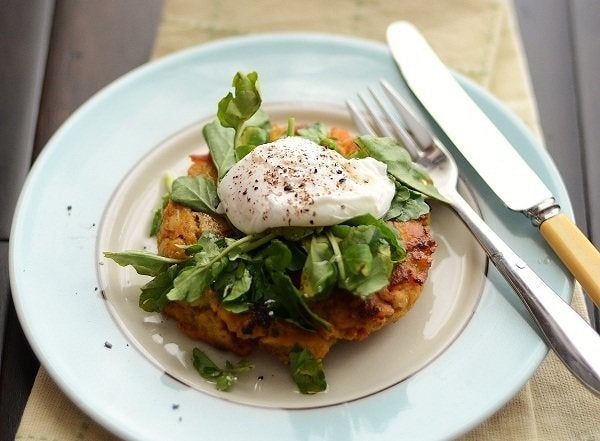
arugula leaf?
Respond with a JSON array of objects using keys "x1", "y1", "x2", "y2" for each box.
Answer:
[
  {"x1": 237, "y1": 258, "x2": 330, "y2": 331},
  {"x1": 210, "y1": 238, "x2": 321, "y2": 326},
  {"x1": 224, "y1": 265, "x2": 253, "y2": 302},
  {"x1": 149, "y1": 208, "x2": 164, "y2": 237},
  {"x1": 300, "y1": 235, "x2": 337, "y2": 298},
  {"x1": 215, "y1": 262, "x2": 253, "y2": 312},
  {"x1": 164, "y1": 232, "x2": 294, "y2": 306},
  {"x1": 217, "y1": 72, "x2": 262, "y2": 138},
  {"x1": 328, "y1": 224, "x2": 395, "y2": 297},
  {"x1": 236, "y1": 128, "x2": 267, "y2": 157},
  {"x1": 258, "y1": 239, "x2": 293, "y2": 272},
  {"x1": 289, "y1": 348, "x2": 327, "y2": 394},
  {"x1": 342, "y1": 245, "x2": 392, "y2": 297},
  {"x1": 234, "y1": 144, "x2": 255, "y2": 161},
  {"x1": 285, "y1": 241, "x2": 309, "y2": 272},
  {"x1": 384, "y1": 183, "x2": 430, "y2": 222},
  {"x1": 182, "y1": 232, "x2": 225, "y2": 256},
  {"x1": 297, "y1": 122, "x2": 338, "y2": 150},
  {"x1": 167, "y1": 264, "x2": 216, "y2": 303},
  {"x1": 297, "y1": 122, "x2": 328, "y2": 143},
  {"x1": 167, "y1": 234, "x2": 230, "y2": 303},
  {"x1": 344, "y1": 213, "x2": 406, "y2": 261},
  {"x1": 203, "y1": 73, "x2": 267, "y2": 179},
  {"x1": 302, "y1": 224, "x2": 394, "y2": 299},
  {"x1": 354, "y1": 135, "x2": 447, "y2": 202},
  {"x1": 192, "y1": 348, "x2": 254, "y2": 391},
  {"x1": 149, "y1": 173, "x2": 174, "y2": 237},
  {"x1": 170, "y1": 175, "x2": 219, "y2": 214},
  {"x1": 235, "y1": 111, "x2": 271, "y2": 161},
  {"x1": 139, "y1": 265, "x2": 179, "y2": 312},
  {"x1": 267, "y1": 270, "x2": 332, "y2": 331},
  {"x1": 108, "y1": 233, "x2": 272, "y2": 310},
  {"x1": 202, "y1": 120, "x2": 236, "y2": 180},
  {"x1": 103, "y1": 251, "x2": 181, "y2": 277},
  {"x1": 240, "y1": 123, "x2": 268, "y2": 146}
]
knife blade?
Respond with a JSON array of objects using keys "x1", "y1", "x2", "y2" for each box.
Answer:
[{"x1": 387, "y1": 20, "x2": 600, "y2": 306}]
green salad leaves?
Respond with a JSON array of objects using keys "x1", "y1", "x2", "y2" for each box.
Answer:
[
  {"x1": 104, "y1": 71, "x2": 442, "y2": 395},
  {"x1": 104, "y1": 216, "x2": 402, "y2": 331},
  {"x1": 203, "y1": 72, "x2": 270, "y2": 179},
  {"x1": 289, "y1": 348, "x2": 327, "y2": 394},
  {"x1": 192, "y1": 348, "x2": 254, "y2": 392},
  {"x1": 354, "y1": 135, "x2": 446, "y2": 202},
  {"x1": 170, "y1": 175, "x2": 219, "y2": 214},
  {"x1": 299, "y1": 214, "x2": 404, "y2": 299}
]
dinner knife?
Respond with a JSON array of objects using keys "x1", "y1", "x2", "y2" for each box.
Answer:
[{"x1": 387, "y1": 21, "x2": 600, "y2": 307}]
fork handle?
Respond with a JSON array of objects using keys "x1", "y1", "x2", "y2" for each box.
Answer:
[{"x1": 447, "y1": 188, "x2": 600, "y2": 395}]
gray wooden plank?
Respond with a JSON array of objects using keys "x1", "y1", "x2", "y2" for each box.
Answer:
[
  {"x1": 0, "y1": 3, "x2": 55, "y2": 439},
  {"x1": 0, "y1": 242, "x2": 9, "y2": 372},
  {"x1": 569, "y1": 1, "x2": 600, "y2": 327},
  {"x1": 0, "y1": 0, "x2": 55, "y2": 239},
  {"x1": 513, "y1": 0, "x2": 588, "y2": 232},
  {"x1": 33, "y1": 0, "x2": 163, "y2": 158},
  {"x1": 512, "y1": 0, "x2": 598, "y2": 326},
  {"x1": 569, "y1": 1, "x2": 600, "y2": 248},
  {"x1": 0, "y1": 250, "x2": 38, "y2": 440}
]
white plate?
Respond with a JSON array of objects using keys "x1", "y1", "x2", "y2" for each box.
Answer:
[{"x1": 10, "y1": 34, "x2": 573, "y2": 440}]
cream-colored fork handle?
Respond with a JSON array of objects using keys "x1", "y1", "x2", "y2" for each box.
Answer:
[
  {"x1": 446, "y1": 187, "x2": 600, "y2": 395},
  {"x1": 540, "y1": 213, "x2": 600, "y2": 307}
]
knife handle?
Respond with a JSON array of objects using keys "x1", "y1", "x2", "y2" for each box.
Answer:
[{"x1": 540, "y1": 213, "x2": 600, "y2": 306}]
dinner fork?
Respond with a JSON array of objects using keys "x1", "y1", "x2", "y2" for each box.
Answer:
[{"x1": 347, "y1": 80, "x2": 600, "y2": 395}]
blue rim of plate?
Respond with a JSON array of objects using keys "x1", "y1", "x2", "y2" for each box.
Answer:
[{"x1": 9, "y1": 33, "x2": 573, "y2": 441}]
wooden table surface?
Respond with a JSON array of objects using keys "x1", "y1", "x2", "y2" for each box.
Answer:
[{"x1": 1, "y1": 0, "x2": 598, "y2": 439}]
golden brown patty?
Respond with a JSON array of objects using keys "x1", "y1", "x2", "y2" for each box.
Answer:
[{"x1": 158, "y1": 150, "x2": 437, "y2": 363}]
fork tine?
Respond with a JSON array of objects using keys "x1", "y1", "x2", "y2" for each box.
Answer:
[
  {"x1": 358, "y1": 91, "x2": 394, "y2": 138},
  {"x1": 346, "y1": 100, "x2": 375, "y2": 136},
  {"x1": 366, "y1": 88, "x2": 421, "y2": 158},
  {"x1": 380, "y1": 80, "x2": 446, "y2": 165},
  {"x1": 380, "y1": 79, "x2": 433, "y2": 149},
  {"x1": 348, "y1": 85, "x2": 430, "y2": 160}
]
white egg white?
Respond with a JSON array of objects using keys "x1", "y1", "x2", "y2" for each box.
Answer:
[{"x1": 217, "y1": 136, "x2": 395, "y2": 234}]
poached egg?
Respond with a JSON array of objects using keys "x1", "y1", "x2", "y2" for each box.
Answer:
[{"x1": 217, "y1": 136, "x2": 395, "y2": 234}]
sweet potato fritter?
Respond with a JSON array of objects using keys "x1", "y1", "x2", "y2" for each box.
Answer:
[{"x1": 159, "y1": 141, "x2": 437, "y2": 363}]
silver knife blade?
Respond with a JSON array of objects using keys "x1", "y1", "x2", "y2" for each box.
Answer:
[
  {"x1": 387, "y1": 21, "x2": 600, "y2": 308},
  {"x1": 386, "y1": 21, "x2": 552, "y2": 212}
]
